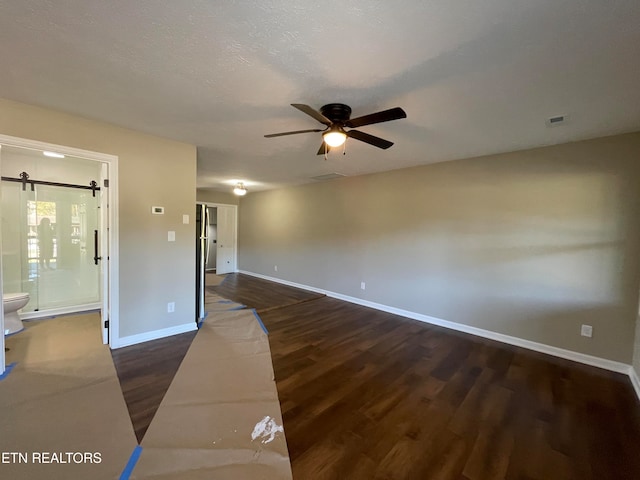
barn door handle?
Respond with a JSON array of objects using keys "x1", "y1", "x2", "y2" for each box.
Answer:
[{"x1": 94, "y1": 230, "x2": 102, "y2": 265}]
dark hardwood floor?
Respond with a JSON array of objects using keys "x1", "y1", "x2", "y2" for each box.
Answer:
[
  {"x1": 112, "y1": 273, "x2": 640, "y2": 479},
  {"x1": 212, "y1": 272, "x2": 325, "y2": 312},
  {"x1": 110, "y1": 329, "x2": 197, "y2": 442}
]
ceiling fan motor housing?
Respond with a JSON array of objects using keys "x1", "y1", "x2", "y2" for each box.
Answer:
[{"x1": 320, "y1": 103, "x2": 352, "y2": 123}]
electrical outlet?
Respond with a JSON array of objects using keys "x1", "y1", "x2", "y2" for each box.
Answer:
[
  {"x1": 167, "y1": 302, "x2": 175, "y2": 313},
  {"x1": 274, "y1": 265, "x2": 278, "y2": 272},
  {"x1": 361, "y1": 282, "x2": 366, "y2": 290},
  {"x1": 581, "y1": 324, "x2": 593, "y2": 338}
]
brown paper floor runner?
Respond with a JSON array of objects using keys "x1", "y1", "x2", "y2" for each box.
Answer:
[
  {"x1": 0, "y1": 313, "x2": 138, "y2": 480},
  {"x1": 132, "y1": 309, "x2": 292, "y2": 479},
  {"x1": 205, "y1": 274, "x2": 227, "y2": 287},
  {"x1": 203, "y1": 290, "x2": 245, "y2": 313}
]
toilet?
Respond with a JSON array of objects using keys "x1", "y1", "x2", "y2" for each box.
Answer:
[{"x1": 3, "y1": 292, "x2": 30, "y2": 335}]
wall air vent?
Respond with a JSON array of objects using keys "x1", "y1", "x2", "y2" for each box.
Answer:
[
  {"x1": 311, "y1": 173, "x2": 346, "y2": 182},
  {"x1": 546, "y1": 115, "x2": 568, "y2": 127}
]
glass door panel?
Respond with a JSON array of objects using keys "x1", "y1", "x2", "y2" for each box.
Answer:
[
  {"x1": 1, "y1": 182, "x2": 38, "y2": 310},
  {"x1": 1, "y1": 183, "x2": 100, "y2": 314},
  {"x1": 33, "y1": 185, "x2": 100, "y2": 311}
]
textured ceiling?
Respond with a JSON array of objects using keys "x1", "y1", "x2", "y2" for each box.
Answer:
[{"x1": 1, "y1": 1, "x2": 639, "y2": 192}]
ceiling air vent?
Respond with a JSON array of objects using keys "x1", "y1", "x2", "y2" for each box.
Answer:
[
  {"x1": 311, "y1": 173, "x2": 346, "y2": 182},
  {"x1": 546, "y1": 115, "x2": 568, "y2": 127}
]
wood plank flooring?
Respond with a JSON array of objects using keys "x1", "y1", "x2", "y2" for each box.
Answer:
[
  {"x1": 110, "y1": 329, "x2": 196, "y2": 442},
  {"x1": 112, "y1": 273, "x2": 640, "y2": 479},
  {"x1": 212, "y1": 272, "x2": 325, "y2": 312},
  {"x1": 263, "y1": 296, "x2": 640, "y2": 479}
]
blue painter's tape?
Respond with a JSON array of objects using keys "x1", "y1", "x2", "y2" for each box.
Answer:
[
  {"x1": 252, "y1": 309, "x2": 268, "y2": 335},
  {"x1": 230, "y1": 305, "x2": 246, "y2": 311},
  {"x1": 119, "y1": 445, "x2": 143, "y2": 480},
  {"x1": 5, "y1": 327, "x2": 25, "y2": 337},
  {"x1": 0, "y1": 362, "x2": 17, "y2": 381},
  {"x1": 197, "y1": 311, "x2": 209, "y2": 329}
]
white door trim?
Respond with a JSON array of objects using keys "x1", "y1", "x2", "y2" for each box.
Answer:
[
  {"x1": 0, "y1": 134, "x2": 119, "y2": 349},
  {"x1": 0, "y1": 144, "x2": 4, "y2": 374},
  {"x1": 99, "y1": 163, "x2": 110, "y2": 344}
]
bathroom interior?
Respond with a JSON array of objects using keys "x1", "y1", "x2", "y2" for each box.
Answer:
[{"x1": 1, "y1": 144, "x2": 104, "y2": 336}]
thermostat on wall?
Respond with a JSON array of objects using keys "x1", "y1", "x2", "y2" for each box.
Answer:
[{"x1": 151, "y1": 206, "x2": 165, "y2": 215}]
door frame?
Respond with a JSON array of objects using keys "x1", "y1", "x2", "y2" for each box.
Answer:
[
  {"x1": 0, "y1": 145, "x2": 4, "y2": 374},
  {"x1": 197, "y1": 202, "x2": 238, "y2": 273},
  {"x1": 0, "y1": 134, "x2": 119, "y2": 350}
]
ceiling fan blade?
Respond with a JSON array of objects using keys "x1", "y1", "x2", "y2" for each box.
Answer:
[
  {"x1": 347, "y1": 130, "x2": 394, "y2": 149},
  {"x1": 316, "y1": 142, "x2": 332, "y2": 155},
  {"x1": 264, "y1": 128, "x2": 323, "y2": 138},
  {"x1": 345, "y1": 107, "x2": 406, "y2": 128},
  {"x1": 291, "y1": 104, "x2": 332, "y2": 126}
]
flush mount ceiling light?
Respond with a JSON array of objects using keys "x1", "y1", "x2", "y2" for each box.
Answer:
[
  {"x1": 43, "y1": 151, "x2": 65, "y2": 158},
  {"x1": 233, "y1": 182, "x2": 247, "y2": 196},
  {"x1": 322, "y1": 126, "x2": 347, "y2": 148}
]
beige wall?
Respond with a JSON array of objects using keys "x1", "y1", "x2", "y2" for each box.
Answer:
[
  {"x1": 239, "y1": 132, "x2": 640, "y2": 363},
  {"x1": 197, "y1": 189, "x2": 239, "y2": 206},
  {"x1": 634, "y1": 305, "x2": 640, "y2": 374},
  {"x1": 0, "y1": 98, "x2": 197, "y2": 340}
]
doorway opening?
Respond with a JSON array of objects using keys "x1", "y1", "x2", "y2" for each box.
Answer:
[
  {"x1": 2, "y1": 153, "x2": 102, "y2": 317},
  {"x1": 196, "y1": 202, "x2": 237, "y2": 322},
  {"x1": 0, "y1": 135, "x2": 118, "y2": 362}
]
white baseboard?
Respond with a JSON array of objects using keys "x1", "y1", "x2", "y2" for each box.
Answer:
[
  {"x1": 112, "y1": 322, "x2": 197, "y2": 349},
  {"x1": 239, "y1": 270, "x2": 639, "y2": 396},
  {"x1": 239, "y1": 270, "x2": 327, "y2": 296}
]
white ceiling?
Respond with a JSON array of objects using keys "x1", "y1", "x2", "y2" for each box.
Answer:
[{"x1": 1, "y1": 1, "x2": 639, "y2": 193}]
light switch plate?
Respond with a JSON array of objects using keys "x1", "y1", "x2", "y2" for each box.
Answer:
[{"x1": 168, "y1": 231, "x2": 176, "y2": 242}]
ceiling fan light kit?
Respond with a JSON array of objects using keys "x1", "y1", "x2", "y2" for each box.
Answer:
[
  {"x1": 323, "y1": 126, "x2": 347, "y2": 147},
  {"x1": 265, "y1": 103, "x2": 406, "y2": 155}
]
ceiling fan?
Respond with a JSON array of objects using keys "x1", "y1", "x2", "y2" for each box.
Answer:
[{"x1": 265, "y1": 103, "x2": 407, "y2": 155}]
